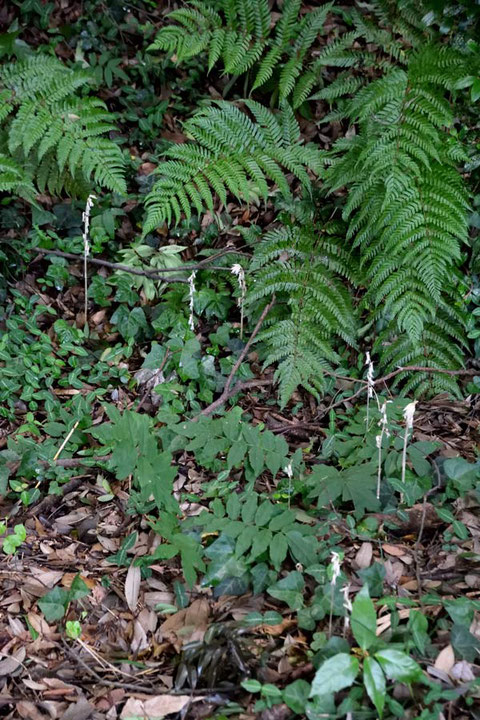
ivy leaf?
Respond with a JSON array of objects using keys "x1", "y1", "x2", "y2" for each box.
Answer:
[
  {"x1": 38, "y1": 587, "x2": 69, "y2": 622},
  {"x1": 310, "y1": 653, "x2": 359, "y2": 697},
  {"x1": 363, "y1": 656, "x2": 386, "y2": 718},
  {"x1": 341, "y1": 465, "x2": 379, "y2": 515},
  {"x1": 374, "y1": 649, "x2": 423, "y2": 683},
  {"x1": 283, "y1": 679, "x2": 310, "y2": 714},
  {"x1": 267, "y1": 571, "x2": 305, "y2": 610},
  {"x1": 451, "y1": 623, "x2": 480, "y2": 661},
  {"x1": 351, "y1": 584, "x2": 377, "y2": 651}
]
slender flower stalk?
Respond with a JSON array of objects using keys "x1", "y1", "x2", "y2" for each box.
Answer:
[
  {"x1": 342, "y1": 584, "x2": 352, "y2": 632},
  {"x1": 82, "y1": 194, "x2": 96, "y2": 323},
  {"x1": 284, "y1": 462, "x2": 293, "y2": 508},
  {"x1": 188, "y1": 270, "x2": 197, "y2": 331},
  {"x1": 231, "y1": 263, "x2": 246, "y2": 338},
  {"x1": 328, "y1": 551, "x2": 342, "y2": 637},
  {"x1": 376, "y1": 401, "x2": 391, "y2": 500},
  {"x1": 365, "y1": 351, "x2": 375, "y2": 427}
]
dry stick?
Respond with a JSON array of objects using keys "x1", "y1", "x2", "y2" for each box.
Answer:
[
  {"x1": 199, "y1": 297, "x2": 275, "y2": 417},
  {"x1": 32, "y1": 244, "x2": 244, "y2": 281},
  {"x1": 61, "y1": 639, "x2": 235, "y2": 696}
]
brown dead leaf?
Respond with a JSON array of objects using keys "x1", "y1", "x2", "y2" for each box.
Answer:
[
  {"x1": 125, "y1": 563, "x2": 141, "y2": 613},
  {"x1": 184, "y1": 597, "x2": 209, "y2": 643},
  {"x1": 434, "y1": 644, "x2": 455, "y2": 673},
  {"x1": 0, "y1": 646, "x2": 26, "y2": 676},
  {"x1": 262, "y1": 618, "x2": 297, "y2": 636},
  {"x1": 354, "y1": 542, "x2": 373, "y2": 569},
  {"x1": 382, "y1": 544, "x2": 409, "y2": 557},
  {"x1": 161, "y1": 598, "x2": 209, "y2": 651},
  {"x1": 120, "y1": 694, "x2": 203, "y2": 719}
]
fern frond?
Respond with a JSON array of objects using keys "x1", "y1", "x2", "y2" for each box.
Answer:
[
  {"x1": 0, "y1": 54, "x2": 126, "y2": 197},
  {"x1": 326, "y1": 46, "x2": 469, "y2": 350},
  {"x1": 143, "y1": 101, "x2": 323, "y2": 233},
  {"x1": 247, "y1": 223, "x2": 358, "y2": 406}
]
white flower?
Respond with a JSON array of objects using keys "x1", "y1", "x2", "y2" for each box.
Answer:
[
  {"x1": 365, "y1": 351, "x2": 374, "y2": 399},
  {"x1": 403, "y1": 400, "x2": 417, "y2": 430},
  {"x1": 330, "y1": 551, "x2": 342, "y2": 586},
  {"x1": 342, "y1": 584, "x2": 352, "y2": 629}
]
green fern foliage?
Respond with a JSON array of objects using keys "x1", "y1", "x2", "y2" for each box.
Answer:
[
  {"x1": 0, "y1": 154, "x2": 36, "y2": 202},
  {"x1": 325, "y1": 45, "x2": 470, "y2": 377},
  {"x1": 0, "y1": 54, "x2": 126, "y2": 196},
  {"x1": 149, "y1": 0, "x2": 333, "y2": 107},
  {"x1": 247, "y1": 221, "x2": 358, "y2": 407},
  {"x1": 143, "y1": 100, "x2": 323, "y2": 233}
]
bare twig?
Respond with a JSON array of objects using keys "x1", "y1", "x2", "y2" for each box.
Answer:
[
  {"x1": 199, "y1": 297, "x2": 275, "y2": 417},
  {"x1": 31, "y1": 244, "x2": 245, "y2": 282}
]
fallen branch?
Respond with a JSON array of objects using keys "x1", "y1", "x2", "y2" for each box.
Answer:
[
  {"x1": 199, "y1": 297, "x2": 275, "y2": 417},
  {"x1": 31, "y1": 245, "x2": 245, "y2": 282}
]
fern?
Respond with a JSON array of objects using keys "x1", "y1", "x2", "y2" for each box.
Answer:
[
  {"x1": 0, "y1": 154, "x2": 36, "y2": 202},
  {"x1": 0, "y1": 54, "x2": 126, "y2": 196},
  {"x1": 325, "y1": 44, "x2": 470, "y2": 379},
  {"x1": 143, "y1": 100, "x2": 323, "y2": 233},
  {"x1": 246, "y1": 220, "x2": 358, "y2": 407},
  {"x1": 150, "y1": 0, "x2": 333, "y2": 107}
]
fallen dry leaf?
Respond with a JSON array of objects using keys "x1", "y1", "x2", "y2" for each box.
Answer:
[
  {"x1": 0, "y1": 646, "x2": 26, "y2": 676},
  {"x1": 354, "y1": 542, "x2": 373, "y2": 569},
  {"x1": 434, "y1": 644, "x2": 455, "y2": 673},
  {"x1": 382, "y1": 544, "x2": 409, "y2": 557},
  {"x1": 125, "y1": 563, "x2": 141, "y2": 613},
  {"x1": 120, "y1": 694, "x2": 203, "y2": 719}
]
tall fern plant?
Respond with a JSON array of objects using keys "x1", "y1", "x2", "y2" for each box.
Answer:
[
  {"x1": 246, "y1": 214, "x2": 359, "y2": 406},
  {"x1": 325, "y1": 45, "x2": 471, "y2": 395},
  {"x1": 0, "y1": 54, "x2": 126, "y2": 198},
  {"x1": 149, "y1": 0, "x2": 334, "y2": 107}
]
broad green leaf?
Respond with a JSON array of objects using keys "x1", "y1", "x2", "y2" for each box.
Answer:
[
  {"x1": 408, "y1": 610, "x2": 428, "y2": 654},
  {"x1": 38, "y1": 587, "x2": 68, "y2": 622},
  {"x1": 250, "y1": 528, "x2": 272, "y2": 560},
  {"x1": 270, "y1": 532, "x2": 288, "y2": 570},
  {"x1": 443, "y1": 457, "x2": 478, "y2": 492},
  {"x1": 255, "y1": 500, "x2": 275, "y2": 527},
  {"x1": 235, "y1": 525, "x2": 257, "y2": 556},
  {"x1": 226, "y1": 492, "x2": 241, "y2": 520},
  {"x1": 363, "y1": 656, "x2": 385, "y2": 717},
  {"x1": 269, "y1": 508, "x2": 294, "y2": 532},
  {"x1": 267, "y1": 571, "x2": 305, "y2": 610},
  {"x1": 286, "y1": 530, "x2": 318, "y2": 566},
  {"x1": 248, "y1": 445, "x2": 264, "y2": 478},
  {"x1": 310, "y1": 653, "x2": 359, "y2": 697},
  {"x1": 242, "y1": 679, "x2": 262, "y2": 693},
  {"x1": 351, "y1": 584, "x2": 377, "y2": 651},
  {"x1": 241, "y1": 492, "x2": 258, "y2": 523},
  {"x1": 227, "y1": 441, "x2": 247, "y2": 469},
  {"x1": 451, "y1": 623, "x2": 480, "y2": 661},
  {"x1": 374, "y1": 649, "x2": 423, "y2": 683},
  {"x1": 283, "y1": 679, "x2": 310, "y2": 714}
]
